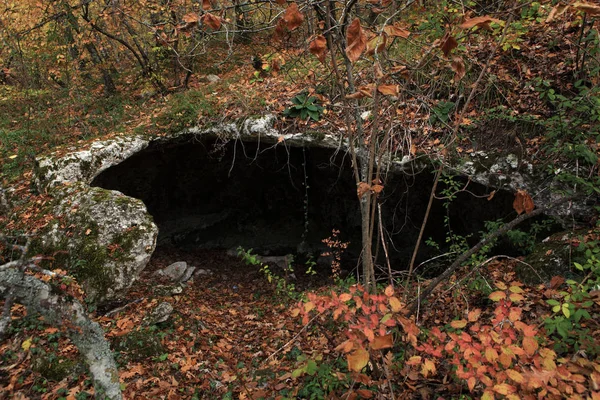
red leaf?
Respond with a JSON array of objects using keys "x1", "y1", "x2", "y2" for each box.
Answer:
[{"x1": 346, "y1": 19, "x2": 366, "y2": 62}]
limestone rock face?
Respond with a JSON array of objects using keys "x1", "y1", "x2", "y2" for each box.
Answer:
[
  {"x1": 35, "y1": 135, "x2": 149, "y2": 191},
  {"x1": 32, "y1": 183, "x2": 157, "y2": 302}
]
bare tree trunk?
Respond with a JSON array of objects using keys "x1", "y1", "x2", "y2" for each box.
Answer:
[{"x1": 0, "y1": 257, "x2": 122, "y2": 399}]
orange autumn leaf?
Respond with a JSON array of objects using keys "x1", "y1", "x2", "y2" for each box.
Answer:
[
  {"x1": 450, "y1": 319, "x2": 467, "y2": 329},
  {"x1": 371, "y1": 334, "x2": 393, "y2": 350},
  {"x1": 513, "y1": 189, "x2": 534, "y2": 215},
  {"x1": 522, "y1": 336, "x2": 539, "y2": 356},
  {"x1": 357, "y1": 182, "x2": 371, "y2": 197},
  {"x1": 202, "y1": 0, "x2": 212, "y2": 10},
  {"x1": 346, "y1": 19, "x2": 366, "y2": 62},
  {"x1": 309, "y1": 35, "x2": 328, "y2": 63},
  {"x1": 339, "y1": 292, "x2": 352, "y2": 302},
  {"x1": 384, "y1": 285, "x2": 394, "y2": 296}
]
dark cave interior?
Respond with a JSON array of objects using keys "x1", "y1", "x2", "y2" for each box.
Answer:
[{"x1": 92, "y1": 136, "x2": 529, "y2": 273}]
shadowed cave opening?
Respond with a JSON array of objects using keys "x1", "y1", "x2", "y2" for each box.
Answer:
[{"x1": 91, "y1": 136, "x2": 524, "y2": 274}]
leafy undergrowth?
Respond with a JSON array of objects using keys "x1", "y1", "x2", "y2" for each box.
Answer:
[{"x1": 1, "y1": 249, "x2": 599, "y2": 399}]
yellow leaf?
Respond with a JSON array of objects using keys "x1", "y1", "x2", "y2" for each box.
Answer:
[
  {"x1": 304, "y1": 302, "x2": 315, "y2": 313},
  {"x1": 509, "y1": 293, "x2": 525, "y2": 302},
  {"x1": 509, "y1": 285, "x2": 524, "y2": 293},
  {"x1": 495, "y1": 281, "x2": 508, "y2": 290},
  {"x1": 22, "y1": 337, "x2": 33, "y2": 351},
  {"x1": 421, "y1": 358, "x2": 436, "y2": 377},
  {"x1": 506, "y1": 369, "x2": 524, "y2": 383},
  {"x1": 450, "y1": 319, "x2": 467, "y2": 329},
  {"x1": 485, "y1": 347, "x2": 499, "y2": 363},
  {"x1": 290, "y1": 308, "x2": 300, "y2": 317},
  {"x1": 347, "y1": 346, "x2": 369, "y2": 372},
  {"x1": 489, "y1": 291, "x2": 506, "y2": 301},
  {"x1": 9, "y1": 154, "x2": 17, "y2": 159},
  {"x1": 389, "y1": 296, "x2": 403, "y2": 312},
  {"x1": 493, "y1": 383, "x2": 516, "y2": 395}
]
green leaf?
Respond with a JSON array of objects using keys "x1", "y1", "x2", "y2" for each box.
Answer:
[
  {"x1": 561, "y1": 303, "x2": 571, "y2": 318},
  {"x1": 305, "y1": 360, "x2": 318, "y2": 376},
  {"x1": 291, "y1": 367, "x2": 305, "y2": 378},
  {"x1": 574, "y1": 262, "x2": 584, "y2": 271},
  {"x1": 546, "y1": 299, "x2": 560, "y2": 306}
]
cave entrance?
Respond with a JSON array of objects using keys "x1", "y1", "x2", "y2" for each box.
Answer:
[
  {"x1": 91, "y1": 136, "x2": 523, "y2": 275},
  {"x1": 92, "y1": 137, "x2": 361, "y2": 258}
]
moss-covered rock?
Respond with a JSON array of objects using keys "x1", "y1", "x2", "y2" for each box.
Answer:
[
  {"x1": 32, "y1": 352, "x2": 79, "y2": 381},
  {"x1": 29, "y1": 182, "x2": 157, "y2": 302}
]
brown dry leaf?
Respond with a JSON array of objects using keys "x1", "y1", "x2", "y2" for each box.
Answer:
[
  {"x1": 487, "y1": 190, "x2": 496, "y2": 201},
  {"x1": 439, "y1": 32, "x2": 458, "y2": 57},
  {"x1": 347, "y1": 346, "x2": 370, "y2": 372},
  {"x1": 377, "y1": 84, "x2": 398, "y2": 96},
  {"x1": 202, "y1": 13, "x2": 221, "y2": 30},
  {"x1": 357, "y1": 182, "x2": 371, "y2": 198},
  {"x1": 450, "y1": 56, "x2": 466, "y2": 81},
  {"x1": 346, "y1": 91, "x2": 367, "y2": 99},
  {"x1": 460, "y1": 15, "x2": 504, "y2": 30},
  {"x1": 346, "y1": 19, "x2": 367, "y2": 62},
  {"x1": 374, "y1": 62, "x2": 384, "y2": 79},
  {"x1": 573, "y1": 1, "x2": 600, "y2": 16},
  {"x1": 546, "y1": 4, "x2": 569, "y2": 23},
  {"x1": 383, "y1": 24, "x2": 410, "y2": 38},
  {"x1": 283, "y1": 3, "x2": 304, "y2": 31},
  {"x1": 183, "y1": 13, "x2": 199, "y2": 24},
  {"x1": 309, "y1": 35, "x2": 328, "y2": 63},
  {"x1": 513, "y1": 189, "x2": 534, "y2": 215},
  {"x1": 202, "y1": 0, "x2": 212, "y2": 10},
  {"x1": 275, "y1": 0, "x2": 286, "y2": 4}
]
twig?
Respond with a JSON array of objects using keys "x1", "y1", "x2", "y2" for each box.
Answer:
[
  {"x1": 103, "y1": 298, "x2": 145, "y2": 317},
  {"x1": 408, "y1": 208, "x2": 545, "y2": 316}
]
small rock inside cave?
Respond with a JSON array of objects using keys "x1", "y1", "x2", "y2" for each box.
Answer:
[{"x1": 92, "y1": 136, "x2": 532, "y2": 274}]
